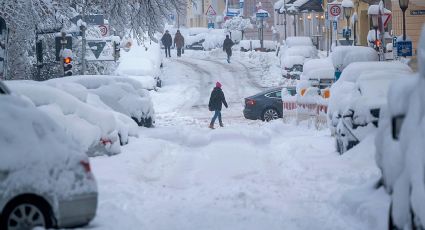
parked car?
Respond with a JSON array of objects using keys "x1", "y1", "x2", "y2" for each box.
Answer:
[
  {"x1": 0, "y1": 85, "x2": 97, "y2": 230},
  {"x1": 7, "y1": 81, "x2": 122, "y2": 156},
  {"x1": 334, "y1": 70, "x2": 409, "y2": 154},
  {"x1": 378, "y1": 28, "x2": 425, "y2": 229},
  {"x1": 48, "y1": 75, "x2": 155, "y2": 128},
  {"x1": 243, "y1": 87, "x2": 295, "y2": 121},
  {"x1": 327, "y1": 61, "x2": 412, "y2": 136}
]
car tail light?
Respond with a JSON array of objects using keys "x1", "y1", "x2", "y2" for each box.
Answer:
[
  {"x1": 100, "y1": 138, "x2": 112, "y2": 145},
  {"x1": 80, "y1": 160, "x2": 91, "y2": 173},
  {"x1": 245, "y1": 99, "x2": 256, "y2": 106}
]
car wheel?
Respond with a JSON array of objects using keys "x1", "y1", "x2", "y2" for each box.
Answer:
[
  {"x1": 262, "y1": 108, "x2": 279, "y2": 122},
  {"x1": 144, "y1": 117, "x2": 153, "y2": 128},
  {"x1": 1, "y1": 199, "x2": 52, "y2": 230}
]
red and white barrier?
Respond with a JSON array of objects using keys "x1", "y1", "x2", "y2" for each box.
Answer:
[{"x1": 282, "y1": 98, "x2": 328, "y2": 130}]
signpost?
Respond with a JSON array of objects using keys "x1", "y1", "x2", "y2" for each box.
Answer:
[
  {"x1": 205, "y1": 5, "x2": 216, "y2": 29},
  {"x1": 328, "y1": 3, "x2": 341, "y2": 47},
  {"x1": 256, "y1": 10, "x2": 269, "y2": 49},
  {"x1": 328, "y1": 4, "x2": 341, "y2": 17}
]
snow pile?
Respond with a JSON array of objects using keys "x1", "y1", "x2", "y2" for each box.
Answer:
[
  {"x1": 0, "y1": 94, "x2": 96, "y2": 200},
  {"x1": 6, "y1": 81, "x2": 122, "y2": 156}
]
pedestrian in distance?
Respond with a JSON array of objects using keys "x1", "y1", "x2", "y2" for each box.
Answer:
[
  {"x1": 208, "y1": 82, "x2": 228, "y2": 129},
  {"x1": 223, "y1": 35, "x2": 234, "y2": 63},
  {"x1": 174, "y1": 30, "x2": 185, "y2": 57},
  {"x1": 161, "y1": 30, "x2": 172, "y2": 58}
]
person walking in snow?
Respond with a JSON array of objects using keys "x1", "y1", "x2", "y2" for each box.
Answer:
[
  {"x1": 161, "y1": 30, "x2": 172, "y2": 58},
  {"x1": 174, "y1": 30, "x2": 185, "y2": 57},
  {"x1": 208, "y1": 82, "x2": 228, "y2": 129},
  {"x1": 222, "y1": 35, "x2": 234, "y2": 63}
]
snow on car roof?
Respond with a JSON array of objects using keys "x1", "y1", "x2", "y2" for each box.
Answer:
[
  {"x1": 285, "y1": 36, "x2": 313, "y2": 47},
  {"x1": 331, "y1": 46, "x2": 378, "y2": 69},
  {"x1": 301, "y1": 58, "x2": 334, "y2": 80},
  {"x1": 285, "y1": 46, "x2": 317, "y2": 58},
  {"x1": 336, "y1": 61, "x2": 412, "y2": 85},
  {"x1": 356, "y1": 71, "x2": 409, "y2": 108},
  {"x1": 282, "y1": 55, "x2": 305, "y2": 68}
]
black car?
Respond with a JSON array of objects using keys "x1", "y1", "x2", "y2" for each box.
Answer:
[{"x1": 243, "y1": 87, "x2": 296, "y2": 122}]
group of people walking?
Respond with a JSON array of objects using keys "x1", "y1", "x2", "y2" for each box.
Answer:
[
  {"x1": 161, "y1": 30, "x2": 185, "y2": 58},
  {"x1": 161, "y1": 30, "x2": 234, "y2": 129}
]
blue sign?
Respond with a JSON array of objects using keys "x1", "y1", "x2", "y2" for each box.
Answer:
[
  {"x1": 256, "y1": 12, "x2": 269, "y2": 18},
  {"x1": 332, "y1": 21, "x2": 337, "y2": 30},
  {"x1": 397, "y1": 41, "x2": 413, "y2": 57},
  {"x1": 392, "y1": 37, "x2": 397, "y2": 47},
  {"x1": 208, "y1": 22, "x2": 215, "y2": 29},
  {"x1": 343, "y1": 28, "x2": 351, "y2": 38}
]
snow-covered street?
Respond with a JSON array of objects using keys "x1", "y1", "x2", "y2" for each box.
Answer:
[{"x1": 87, "y1": 51, "x2": 381, "y2": 230}]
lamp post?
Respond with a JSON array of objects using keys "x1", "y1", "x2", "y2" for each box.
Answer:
[
  {"x1": 288, "y1": 6, "x2": 298, "y2": 36},
  {"x1": 399, "y1": 0, "x2": 409, "y2": 41},
  {"x1": 343, "y1": 5, "x2": 353, "y2": 41}
]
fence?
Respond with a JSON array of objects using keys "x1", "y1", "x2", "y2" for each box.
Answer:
[{"x1": 282, "y1": 99, "x2": 328, "y2": 130}]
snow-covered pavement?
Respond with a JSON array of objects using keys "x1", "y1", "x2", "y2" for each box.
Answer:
[{"x1": 86, "y1": 50, "x2": 382, "y2": 230}]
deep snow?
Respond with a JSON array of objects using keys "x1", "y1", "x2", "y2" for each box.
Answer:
[{"x1": 79, "y1": 50, "x2": 385, "y2": 230}]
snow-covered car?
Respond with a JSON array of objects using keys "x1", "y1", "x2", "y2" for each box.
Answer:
[
  {"x1": 6, "y1": 81, "x2": 122, "y2": 156},
  {"x1": 45, "y1": 80, "x2": 139, "y2": 144},
  {"x1": 328, "y1": 61, "x2": 412, "y2": 136},
  {"x1": 377, "y1": 28, "x2": 425, "y2": 230},
  {"x1": 48, "y1": 75, "x2": 155, "y2": 128},
  {"x1": 279, "y1": 37, "x2": 318, "y2": 80},
  {"x1": 117, "y1": 42, "x2": 163, "y2": 90},
  {"x1": 331, "y1": 46, "x2": 379, "y2": 75},
  {"x1": 0, "y1": 92, "x2": 97, "y2": 230},
  {"x1": 300, "y1": 58, "x2": 334, "y2": 89},
  {"x1": 335, "y1": 70, "x2": 410, "y2": 154}
]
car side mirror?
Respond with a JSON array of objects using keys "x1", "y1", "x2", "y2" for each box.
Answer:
[{"x1": 392, "y1": 115, "x2": 405, "y2": 140}]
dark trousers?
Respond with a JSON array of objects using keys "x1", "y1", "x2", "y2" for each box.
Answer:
[
  {"x1": 210, "y1": 110, "x2": 222, "y2": 125},
  {"x1": 177, "y1": 47, "x2": 182, "y2": 57},
  {"x1": 165, "y1": 46, "x2": 171, "y2": 57}
]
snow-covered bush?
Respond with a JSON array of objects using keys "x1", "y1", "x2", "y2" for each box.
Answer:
[{"x1": 223, "y1": 16, "x2": 253, "y2": 40}]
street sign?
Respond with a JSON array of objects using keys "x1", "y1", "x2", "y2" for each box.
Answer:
[
  {"x1": 205, "y1": 5, "x2": 217, "y2": 16},
  {"x1": 208, "y1": 22, "x2": 215, "y2": 29},
  {"x1": 333, "y1": 21, "x2": 337, "y2": 30},
  {"x1": 329, "y1": 4, "x2": 342, "y2": 17},
  {"x1": 70, "y1": 15, "x2": 104, "y2": 26},
  {"x1": 86, "y1": 40, "x2": 116, "y2": 61},
  {"x1": 411, "y1": 10, "x2": 425, "y2": 15},
  {"x1": 99, "y1": 25, "x2": 109, "y2": 37},
  {"x1": 397, "y1": 41, "x2": 413, "y2": 57},
  {"x1": 343, "y1": 28, "x2": 351, "y2": 38},
  {"x1": 226, "y1": 8, "x2": 240, "y2": 17},
  {"x1": 383, "y1": 14, "x2": 392, "y2": 28},
  {"x1": 392, "y1": 36, "x2": 397, "y2": 47},
  {"x1": 256, "y1": 12, "x2": 269, "y2": 18}
]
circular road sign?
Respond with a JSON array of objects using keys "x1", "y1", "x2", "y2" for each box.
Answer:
[{"x1": 329, "y1": 5, "x2": 341, "y2": 17}]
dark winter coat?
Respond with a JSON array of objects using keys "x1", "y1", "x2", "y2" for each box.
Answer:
[
  {"x1": 208, "y1": 87, "x2": 228, "y2": 111},
  {"x1": 174, "y1": 32, "x2": 185, "y2": 48},
  {"x1": 161, "y1": 33, "x2": 172, "y2": 47},
  {"x1": 223, "y1": 38, "x2": 234, "y2": 56}
]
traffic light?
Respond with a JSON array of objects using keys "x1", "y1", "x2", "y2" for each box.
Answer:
[{"x1": 63, "y1": 56, "x2": 73, "y2": 76}]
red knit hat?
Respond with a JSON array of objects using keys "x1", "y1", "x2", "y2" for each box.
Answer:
[{"x1": 216, "y1": 82, "x2": 222, "y2": 88}]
